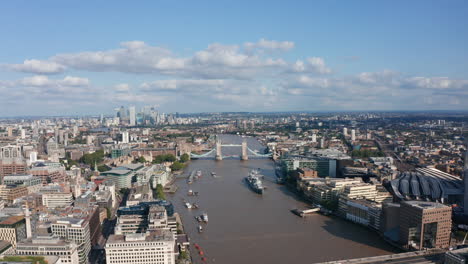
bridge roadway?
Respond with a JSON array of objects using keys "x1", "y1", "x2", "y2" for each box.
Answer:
[{"x1": 318, "y1": 249, "x2": 445, "y2": 264}]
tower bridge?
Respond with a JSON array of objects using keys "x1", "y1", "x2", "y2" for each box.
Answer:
[{"x1": 190, "y1": 139, "x2": 272, "y2": 160}]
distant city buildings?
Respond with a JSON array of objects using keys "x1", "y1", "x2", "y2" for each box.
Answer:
[{"x1": 0, "y1": 110, "x2": 466, "y2": 263}]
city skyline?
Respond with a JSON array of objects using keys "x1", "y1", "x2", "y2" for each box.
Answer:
[{"x1": 1, "y1": 1, "x2": 467, "y2": 116}]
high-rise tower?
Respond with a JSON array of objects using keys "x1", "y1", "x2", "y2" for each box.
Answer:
[
  {"x1": 129, "y1": 106, "x2": 136, "y2": 126},
  {"x1": 464, "y1": 141, "x2": 468, "y2": 214}
]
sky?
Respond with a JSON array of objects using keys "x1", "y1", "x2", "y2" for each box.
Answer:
[{"x1": 1, "y1": 0, "x2": 467, "y2": 116}]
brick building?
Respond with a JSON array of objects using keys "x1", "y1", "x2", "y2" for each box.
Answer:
[{"x1": 399, "y1": 201, "x2": 452, "y2": 250}]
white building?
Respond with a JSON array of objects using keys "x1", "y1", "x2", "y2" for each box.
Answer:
[
  {"x1": 42, "y1": 192, "x2": 73, "y2": 208},
  {"x1": 105, "y1": 230, "x2": 175, "y2": 264},
  {"x1": 29, "y1": 151, "x2": 38, "y2": 165},
  {"x1": 136, "y1": 165, "x2": 170, "y2": 188},
  {"x1": 343, "y1": 127, "x2": 348, "y2": 136},
  {"x1": 122, "y1": 131, "x2": 129, "y2": 144},
  {"x1": 51, "y1": 218, "x2": 91, "y2": 264},
  {"x1": 15, "y1": 236, "x2": 80, "y2": 264},
  {"x1": 129, "y1": 106, "x2": 136, "y2": 126},
  {"x1": 351, "y1": 129, "x2": 356, "y2": 141}
]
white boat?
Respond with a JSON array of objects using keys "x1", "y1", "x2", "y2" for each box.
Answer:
[{"x1": 201, "y1": 213, "x2": 208, "y2": 223}]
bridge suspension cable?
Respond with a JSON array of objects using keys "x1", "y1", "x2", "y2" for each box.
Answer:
[
  {"x1": 247, "y1": 147, "x2": 272, "y2": 157},
  {"x1": 190, "y1": 148, "x2": 216, "y2": 158}
]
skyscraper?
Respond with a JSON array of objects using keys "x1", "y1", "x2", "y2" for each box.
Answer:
[
  {"x1": 129, "y1": 106, "x2": 136, "y2": 126},
  {"x1": 351, "y1": 129, "x2": 356, "y2": 141},
  {"x1": 463, "y1": 141, "x2": 468, "y2": 214},
  {"x1": 343, "y1": 127, "x2": 348, "y2": 137}
]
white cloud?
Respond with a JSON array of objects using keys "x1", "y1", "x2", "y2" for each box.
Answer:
[
  {"x1": 60, "y1": 76, "x2": 89, "y2": 86},
  {"x1": 244, "y1": 38, "x2": 295, "y2": 51},
  {"x1": 51, "y1": 41, "x2": 182, "y2": 73},
  {"x1": 289, "y1": 57, "x2": 331, "y2": 74},
  {"x1": 20, "y1": 75, "x2": 52, "y2": 87},
  {"x1": 403, "y1": 76, "x2": 468, "y2": 89},
  {"x1": 9, "y1": 59, "x2": 66, "y2": 74},
  {"x1": 141, "y1": 79, "x2": 225, "y2": 92},
  {"x1": 307, "y1": 57, "x2": 331, "y2": 74},
  {"x1": 2, "y1": 40, "x2": 468, "y2": 112},
  {"x1": 114, "y1": 83, "x2": 131, "y2": 92},
  {"x1": 5, "y1": 41, "x2": 291, "y2": 80},
  {"x1": 1, "y1": 75, "x2": 91, "y2": 99}
]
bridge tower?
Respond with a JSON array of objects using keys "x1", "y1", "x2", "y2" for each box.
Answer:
[
  {"x1": 215, "y1": 139, "x2": 223, "y2": 161},
  {"x1": 241, "y1": 141, "x2": 248, "y2": 160}
]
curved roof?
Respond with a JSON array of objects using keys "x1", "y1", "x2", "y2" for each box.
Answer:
[{"x1": 385, "y1": 170, "x2": 458, "y2": 203}]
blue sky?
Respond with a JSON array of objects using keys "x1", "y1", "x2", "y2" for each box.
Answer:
[{"x1": 1, "y1": 0, "x2": 467, "y2": 116}]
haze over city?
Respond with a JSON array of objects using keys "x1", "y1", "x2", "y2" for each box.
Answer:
[{"x1": 1, "y1": 1, "x2": 468, "y2": 116}]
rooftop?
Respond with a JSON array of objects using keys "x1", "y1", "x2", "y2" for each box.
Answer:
[
  {"x1": 117, "y1": 163, "x2": 144, "y2": 171},
  {"x1": 0, "y1": 215, "x2": 24, "y2": 225},
  {"x1": 101, "y1": 169, "x2": 131, "y2": 176},
  {"x1": 403, "y1": 200, "x2": 449, "y2": 210},
  {"x1": 107, "y1": 230, "x2": 174, "y2": 244}
]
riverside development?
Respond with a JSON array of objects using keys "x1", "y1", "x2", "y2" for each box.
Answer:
[
  {"x1": 0, "y1": 111, "x2": 467, "y2": 264},
  {"x1": 170, "y1": 135, "x2": 397, "y2": 264}
]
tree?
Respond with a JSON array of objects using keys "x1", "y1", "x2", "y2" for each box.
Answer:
[
  {"x1": 134, "y1": 156, "x2": 146, "y2": 163},
  {"x1": 152, "y1": 154, "x2": 176, "y2": 164},
  {"x1": 80, "y1": 149, "x2": 105, "y2": 166},
  {"x1": 178, "y1": 250, "x2": 188, "y2": 260},
  {"x1": 180, "y1": 153, "x2": 190, "y2": 163},
  {"x1": 106, "y1": 207, "x2": 112, "y2": 219},
  {"x1": 98, "y1": 165, "x2": 110, "y2": 172},
  {"x1": 170, "y1": 161, "x2": 185, "y2": 171},
  {"x1": 155, "y1": 184, "x2": 166, "y2": 200}
]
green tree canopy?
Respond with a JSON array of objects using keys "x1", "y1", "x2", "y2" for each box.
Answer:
[
  {"x1": 152, "y1": 154, "x2": 176, "y2": 164},
  {"x1": 180, "y1": 153, "x2": 190, "y2": 163},
  {"x1": 155, "y1": 184, "x2": 166, "y2": 200},
  {"x1": 170, "y1": 161, "x2": 185, "y2": 171},
  {"x1": 134, "y1": 156, "x2": 146, "y2": 163},
  {"x1": 80, "y1": 149, "x2": 105, "y2": 166}
]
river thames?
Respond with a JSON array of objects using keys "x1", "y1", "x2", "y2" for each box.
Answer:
[{"x1": 168, "y1": 135, "x2": 398, "y2": 263}]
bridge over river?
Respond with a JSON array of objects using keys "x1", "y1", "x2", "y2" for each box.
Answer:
[{"x1": 190, "y1": 134, "x2": 273, "y2": 160}]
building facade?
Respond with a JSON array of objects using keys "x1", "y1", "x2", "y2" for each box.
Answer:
[
  {"x1": 399, "y1": 201, "x2": 452, "y2": 250},
  {"x1": 105, "y1": 230, "x2": 175, "y2": 264}
]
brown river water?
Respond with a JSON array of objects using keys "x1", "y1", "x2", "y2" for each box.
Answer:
[{"x1": 168, "y1": 135, "x2": 398, "y2": 264}]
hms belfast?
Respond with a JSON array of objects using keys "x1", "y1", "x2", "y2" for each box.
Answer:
[{"x1": 245, "y1": 169, "x2": 264, "y2": 194}]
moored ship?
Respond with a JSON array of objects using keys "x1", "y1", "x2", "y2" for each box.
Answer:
[{"x1": 245, "y1": 170, "x2": 264, "y2": 194}]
